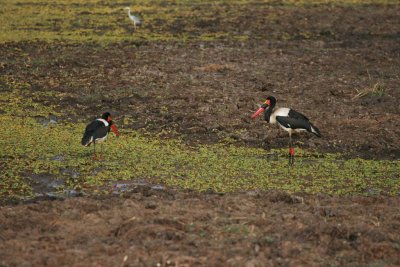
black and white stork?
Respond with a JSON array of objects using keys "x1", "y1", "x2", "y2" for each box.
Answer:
[
  {"x1": 81, "y1": 112, "x2": 119, "y2": 160},
  {"x1": 251, "y1": 96, "x2": 321, "y2": 165}
]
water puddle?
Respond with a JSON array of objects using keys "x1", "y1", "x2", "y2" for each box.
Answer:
[
  {"x1": 28, "y1": 173, "x2": 82, "y2": 200},
  {"x1": 30, "y1": 173, "x2": 65, "y2": 194},
  {"x1": 28, "y1": 172, "x2": 166, "y2": 201},
  {"x1": 35, "y1": 115, "x2": 58, "y2": 127},
  {"x1": 110, "y1": 180, "x2": 166, "y2": 195}
]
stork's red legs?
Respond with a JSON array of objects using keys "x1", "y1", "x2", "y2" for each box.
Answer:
[{"x1": 289, "y1": 135, "x2": 295, "y2": 166}]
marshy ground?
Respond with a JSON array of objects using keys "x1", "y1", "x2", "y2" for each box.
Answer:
[{"x1": 0, "y1": 0, "x2": 399, "y2": 266}]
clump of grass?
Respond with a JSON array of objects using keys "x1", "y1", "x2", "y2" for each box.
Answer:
[{"x1": 352, "y1": 82, "x2": 386, "y2": 100}]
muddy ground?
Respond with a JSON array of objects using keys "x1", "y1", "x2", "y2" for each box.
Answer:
[
  {"x1": 1, "y1": 3, "x2": 400, "y2": 267},
  {"x1": 1, "y1": 189, "x2": 400, "y2": 267}
]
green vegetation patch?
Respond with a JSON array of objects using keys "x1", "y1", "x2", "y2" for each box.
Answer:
[{"x1": 1, "y1": 114, "x2": 399, "y2": 201}]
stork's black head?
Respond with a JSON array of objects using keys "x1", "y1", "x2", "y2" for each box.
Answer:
[
  {"x1": 101, "y1": 112, "x2": 112, "y2": 122},
  {"x1": 251, "y1": 96, "x2": 277, "y2": 119},
  {"x1": 100, "y1": 112, "x2": 119, "y2": 136},
  {"x1": 262, "y1": 96, "x2": 276, "y2": 109}
]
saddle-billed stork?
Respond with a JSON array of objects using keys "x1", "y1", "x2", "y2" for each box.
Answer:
[
  {"x1": 81, "y1": 112, "x2": 119, "y2": 160},
  {"x1": 251, "y1": 96, "x2": 321, "y2": 165}
]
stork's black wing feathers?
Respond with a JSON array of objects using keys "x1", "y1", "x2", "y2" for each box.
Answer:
[
  {"x1": 276, "y1": 108, "x2": 322, "y2": 137},
  {"x1": 288, "y1": 109, "x2": 309, "y2": 121},
  {"x1": 277, "y1": 109, "x2": 312, "y2": 131},
  {"x1": 81, "y1": 120, "x2": 107, "y2": 146},
  {"x1": 84, "y1": 120, "x2": 104, "y2": 134},
  {"x1": 276, "y1": 116, "x2": 312, "y2": 132}
]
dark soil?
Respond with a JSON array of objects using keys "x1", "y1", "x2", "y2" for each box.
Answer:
[
  {"x1": 1, "y1": 188, "x2": 400, "y2": 267},
  {"x1": 1, "y1": 3, "x2": 399, "y2": 266}
]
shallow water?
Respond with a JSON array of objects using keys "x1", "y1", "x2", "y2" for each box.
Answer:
[
  {"x1": 110, "y1": 180, "x2": 166, "y2": 195},
  {"x1": 29, "y1": 173, "x2": 166, "y2": 201}
]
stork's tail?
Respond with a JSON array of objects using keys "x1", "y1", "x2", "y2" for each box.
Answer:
[
  {"x1": 81, "y1": 133, "x2": 93, "y2": 146},
  {"x1": 310, "y1": 123, "x2": 322, "y2": 137}
]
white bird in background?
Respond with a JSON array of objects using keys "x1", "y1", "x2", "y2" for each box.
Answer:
[{"x1": 124, "y1": 7, "x2": 141, "y2": 29}]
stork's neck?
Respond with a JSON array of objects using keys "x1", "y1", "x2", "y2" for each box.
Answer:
[{"x1": 264, "y1": 103, "x2": 276, "y2": 123}]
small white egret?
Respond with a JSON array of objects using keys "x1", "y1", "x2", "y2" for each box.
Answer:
[{"x1": 124, "y1": 7, "x2": 141, "y2": 29}]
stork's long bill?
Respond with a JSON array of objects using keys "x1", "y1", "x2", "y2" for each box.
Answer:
[
  {"x1": 107, "y1": 116, "x2": 119, "y2": 136},
  {"x1": 251, "y1": 99, "x2": 270, "y2": 119},
  {"x1": 251, "y1": 107, "x2": 265, "y2": 119}
]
